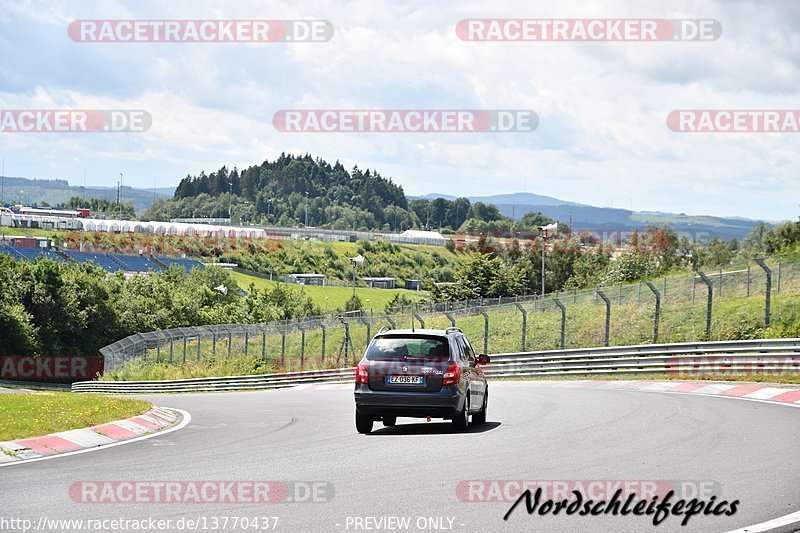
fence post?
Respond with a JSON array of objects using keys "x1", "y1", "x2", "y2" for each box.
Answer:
[
  {"x1": 261, "y1": 329, "x2": 266, "y2": 360},
  {"x1": 358, "y1": 316, "x2": 371, "y2": 349},
  {"x1": 386, "y1": 315, "x2": 397, "y2": 329},
  {"x1": 212, "y1": 331, "x2": 217, "y2": 358},
  {"x1": 697, "y1": 271, "x2": 713, "y2": 338},
  {"x1": 691, "y1": 274, "x2": 696, "y2": 304},
  {"x1": 297, "y1": 323, "x2": 306, "y2": 370},
  {"x1": 718, "y1": 268, "x2": 723, "y2": 299},
  {"x1": 553, "y1": 299, "x2": 566, "y2": 349},
  {"x1": 637, "y1": 282, "x2": 642, "y2": 304},
  {"x1": 754, "y1": 258, "x2": 772, "y2": 327},
  {"x1": 244, "y1": 331, "x2": 249, "y2": 357},
  {"x1": 478, "y1": 307, "x2": 489, "y2": 354},
  {"x1": 413, "y1": 312, "x2": 425, "y2": 329},
  {"x1": 663, "y1": 277, "x2": 667, "y2": 300},
  {"x1": 444, "y1": 312, "x2": 456, "y2": 327},
  {"x1": 196, "y1": 332, "x2": 201, "y2": 360},
  {"x1": 746, "y1": 265, "x2": 751, "y2": 297},
  {"x1": 777, "y1": 260, "x2": 781, "y2": 293},
  {"x1": 280, "y1": 327, "x2": 286, "y2": 367},
  {"x1": 319, "y1": 321, "x2": 326, "y2": 363},
  {"x1": 156, "y1": 341, "x2": 161, "y2": 363},
  {"x1": 514, "y1": 302, "x2": 527, "y2": 351},
  {"x1": 618, "y1": 284, "x2": 622, "y2": 305},
  {"x1": 572, "y1": 289, "x2": 577, "y2": 304},
  {"x1": 597, "y1": 291, "x2": 611, "y2": 347},
  {"x1": 644, "y1": 282, "x2": 661, "y2": 343},
  {"x1": 228, "y1": 328, "x2": 232, "y2": 358},
  {"x1": 182, "y1": 333, "x2": 188, "y2": 363}
]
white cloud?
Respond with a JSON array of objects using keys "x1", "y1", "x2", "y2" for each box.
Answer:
[{"x1": 0, "y1": 0, "x2": 797, "y2": 220}]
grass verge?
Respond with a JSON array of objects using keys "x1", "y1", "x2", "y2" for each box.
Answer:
[{"x1": 0, "y1": 392, "x2": 151, "y2": 441}]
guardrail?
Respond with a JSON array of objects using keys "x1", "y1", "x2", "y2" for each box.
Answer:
[
  {"x1": 72, "y1": 367, "x2": 354, "y2": 394},
  {"x1": 73, "y1": 338, "x2": 800, "y2": 393}
]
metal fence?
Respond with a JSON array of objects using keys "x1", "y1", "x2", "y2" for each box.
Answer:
[
  {"x1": 100, "y1": 254, "x2": 800, "y2": 372},
  {"x1": 78, "y1": 338, "x2": 800, "y2": 392}
]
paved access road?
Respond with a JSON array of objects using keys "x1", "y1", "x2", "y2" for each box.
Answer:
[{"x1": 2, "y1": 382, "x2": 799, "y2": 532}]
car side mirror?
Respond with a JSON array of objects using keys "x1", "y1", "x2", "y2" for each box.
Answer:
[{"x1": 477, "y1": 354, "x2": 490, "y2": 365}]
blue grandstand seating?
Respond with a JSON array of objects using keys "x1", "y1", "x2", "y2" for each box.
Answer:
[
  {"x1": 0, "y1": 244, "x2": 65, "y2": 262},
  {"x1": 3, "y1": 245, "x2": 202, "y2": 275},
  {"x1": 12, "y1": 247, "x2": 66, "y2": 262},
  {"x1": 60, "y1": 250, "x2": 127, "y2": 272},
  {"x1": 110, "y1": 254, "x2": 162, "y2": 272},
  {"x1": 0, "y1": 243, "x2": 25, "y2": 260},
  {"x1": 157, "y1": 256, "x2": 204, "y2": 273}
]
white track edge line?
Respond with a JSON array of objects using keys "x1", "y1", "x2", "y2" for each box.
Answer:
[{"x1": 0, "y1": 408, "x2": 191, "y2": 468}]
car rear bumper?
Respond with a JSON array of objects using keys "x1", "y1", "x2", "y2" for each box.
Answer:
[{"x1": 354, "y1": 383, "x2": 465, "y2": 419}]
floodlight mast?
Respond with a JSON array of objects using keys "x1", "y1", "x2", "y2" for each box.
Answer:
[{"x1": 537, "y1": 223, "x2": 558, "y2": 297}]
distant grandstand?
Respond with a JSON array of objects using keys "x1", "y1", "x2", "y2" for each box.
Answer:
[{"x1": 0, "y1": 242, "x2": 204, "y2": 274}]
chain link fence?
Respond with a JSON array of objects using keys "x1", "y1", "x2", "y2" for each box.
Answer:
[{"x1": 101, "y1": 253, "x2": 800, "y2": 372}]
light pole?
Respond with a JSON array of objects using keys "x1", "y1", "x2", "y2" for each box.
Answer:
[
  {"x1": 350, "y1": 254, "x2": 364, "y2": 299},
  {"x1": 118, "y1": 172, "x2": 123, "y2": 219},
  {"x1": 304, "y1": 191, "x2": 309, "y2": 227},
  {"x1": 228, "y1": 180, "x2": 233, "y2": 222},
  {"x1": 538, "y1": 223, "x2": 558, "y2": 296},
  {"x1": 426, "y1": 203, "x2": 431, "y2": 229},
  {"x1": 214, "y1": 284, "x2": 228, "y2": 304}
]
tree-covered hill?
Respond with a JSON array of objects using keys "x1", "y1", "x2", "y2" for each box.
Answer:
[
  {"x1": 145, "y1": 153, "x2": 418, "y2": 231},
  {"x1": 143, "y1": 153, "x2": 522, "y2": 232}
]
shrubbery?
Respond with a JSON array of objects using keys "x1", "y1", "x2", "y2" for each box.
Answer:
[{"x1": 0, "y1": 256, "x2": 319, "y2": 357}]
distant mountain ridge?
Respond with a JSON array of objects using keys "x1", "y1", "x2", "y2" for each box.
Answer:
[
  {"x1": 3, "y1": 174, "x2": 766, "y2": 240},
  {"x1": 413, "y1": 191, "x2": 582, "y2": 207},
  {"x1": 411, "y1": 192, "x2": 766, "y2": 240},
  {"x1": 0, "y1": 176, "x2": 172, "y2": 215}
]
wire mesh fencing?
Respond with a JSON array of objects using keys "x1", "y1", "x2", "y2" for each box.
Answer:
[{"x1": 101, "y1": 253, "x2": 800, "y2": 372}]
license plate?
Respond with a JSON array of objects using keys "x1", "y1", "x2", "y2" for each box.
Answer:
[{"x1": 387, "y1": 375, "x2": 423, "y2": 385}]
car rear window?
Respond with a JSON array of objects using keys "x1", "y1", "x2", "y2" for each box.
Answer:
[{"x1": 366, "y1": 335, "x2": 450, "y2": 361}]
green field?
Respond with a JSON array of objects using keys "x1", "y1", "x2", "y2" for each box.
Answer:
[
  {"x1": 0, "y1": 393, "x2": 151, "y2": 441},
  {"x1": 229, "y1": 270, "x2": 428, "y2": 313},
  {"x1": 0, "y1": 228, "x2": 63, "y2": 239}
]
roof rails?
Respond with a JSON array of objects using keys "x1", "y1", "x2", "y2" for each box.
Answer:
[{"x1": 445, "y1": 327, "x2": 463, "y2": 334}]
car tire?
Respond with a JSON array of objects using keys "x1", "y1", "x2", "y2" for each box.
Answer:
[
  {"x1": 382, "y1": 416, "x2": 396, "y2": 427},
  {"x1": 473, "y1": 388, "x2": 487, "y2": 425},
  {"x1": 356, "y1": 411, "x2": 373, "y2": 434},
  {"x1": 452, "y1": 392, "x2": 469, "y2": 431}
]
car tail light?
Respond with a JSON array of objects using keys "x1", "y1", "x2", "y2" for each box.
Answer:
[
  {"x1": 442, "y1": 362, "x2": 461, "y2": 386},
  {"x1": 355, "y1": 362, "x2": 370, "y2": 384}
]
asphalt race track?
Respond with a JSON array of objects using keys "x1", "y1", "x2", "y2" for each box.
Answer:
[{"x1": 2, "y1": 382, "x2": 800, "y2": 533}]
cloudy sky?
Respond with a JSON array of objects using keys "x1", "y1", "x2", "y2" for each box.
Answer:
[{"x1": 1, "y1": 0, "x2": 798, "y2": 221}]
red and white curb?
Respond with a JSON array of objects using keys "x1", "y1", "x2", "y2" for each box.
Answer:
[
  {"x1": 493, "y1": 379, "x2": 800, "y2": 407},
  {"x1": 0, "y1": 407, "x2": 183, "y2": 464}
]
